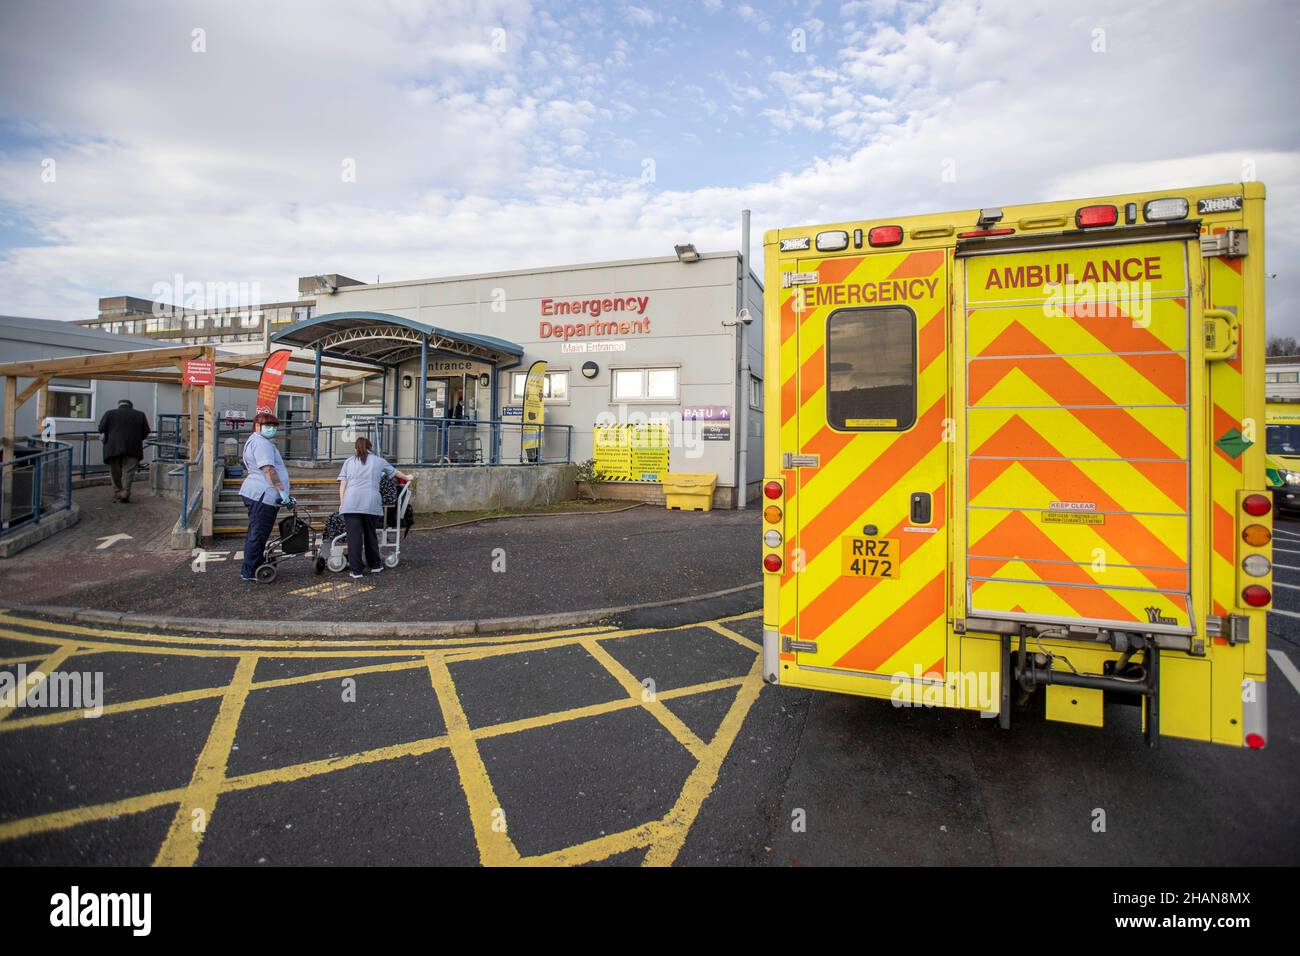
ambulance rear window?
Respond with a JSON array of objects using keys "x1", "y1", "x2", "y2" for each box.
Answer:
[{"x1": 826, "y1": 306, "x2": 916, "y2": 431}]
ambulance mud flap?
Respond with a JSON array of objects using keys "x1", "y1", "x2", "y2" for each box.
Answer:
[{"x1": 1013, "y1": 629, "x2": 1162, "y2": 747}]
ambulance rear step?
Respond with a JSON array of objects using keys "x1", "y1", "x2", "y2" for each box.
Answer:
[{"x1": 957, "y1": 615, "x2": 1207, "y2": 656}]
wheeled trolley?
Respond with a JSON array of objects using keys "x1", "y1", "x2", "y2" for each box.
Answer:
[{"x1": 318, "y1": 477, "x2": 412, "y2": 574}]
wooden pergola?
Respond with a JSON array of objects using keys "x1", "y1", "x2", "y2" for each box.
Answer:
[{"x1": 0, "y1": 344, "x2": 375, "y2": 537}]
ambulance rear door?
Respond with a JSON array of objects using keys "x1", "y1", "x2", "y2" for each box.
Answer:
[
  {"x1": 959, "y1": 224, "x2": 1202, "y2": 636},
  {"x1": 789, "y1": 248, "x2": 950, "y2": 683}
]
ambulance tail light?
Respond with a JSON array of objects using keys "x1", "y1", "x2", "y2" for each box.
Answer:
[
  {"x1": 1075, "y1": 204, "x2": 1118, "y2": 228},
  {"x1": 1241, "y1": 585, "x2": 1271, "y2": 607},
  {"x1": 1245, "y1": 733, "x2": 1266, "y2": 750},
  {"x1": 764, "y1": 480, "x2": 782, "y2": 500},
  {"x1": 867, "y1": 225, "x2": 903, "y2": 247},
  {"x1": 1243, "y1": 494, "x2": 1272, "y2": 516},
  {"x1": 1242, "y1": 524, "x2": 1271, "y2": 547},
  {"x1": 764, "y1": 505, "x2": 782, "y2": 524},
  {"x1": 763, "y1": 553, "x2": 783, "y2": 573}
]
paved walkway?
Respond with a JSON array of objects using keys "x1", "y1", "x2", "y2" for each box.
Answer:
[{"x1": 0, "y1": 485, "x2": 761, "y2": 626}]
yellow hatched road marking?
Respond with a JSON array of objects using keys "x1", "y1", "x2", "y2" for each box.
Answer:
[
  {"x1": 700, "y1": 620, "x2": 761, "y2": 652},
  {"x1": 0, "y1": 644, "x2": 77, "y2": 723},
  {"x1": 153, "y1": 655, "x2": 257, "y2": 867},
  {"x1": 0, "y1": 610, "x2": 766, "y2": 866},
  {"x1": 644, "y1": 657, "x2": 765, "y2": 866},
  {"x1": 581, "y1": 637, "x2": 706, "y2": 760},
  {"x1": 425, "y1": 655, "x2": 521, "y2": 866},
  {"x1": 0, "y1": 612, "x2": 616, "y2": 651}
]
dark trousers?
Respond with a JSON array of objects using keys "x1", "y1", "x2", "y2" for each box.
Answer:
[
  {"x1": 241, "y1": 495, "x2": 279, "y2": 578},
  {"x1": 343, "y1": 513, "x2": 382, "y2": 573},
  {"x1": 107, "y1": 455, "x2": 139, "y2": 497}
]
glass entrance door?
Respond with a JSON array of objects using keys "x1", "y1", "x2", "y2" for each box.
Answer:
[{"x1": 424, "y1": 378, "x2": 450, "y2": 417}]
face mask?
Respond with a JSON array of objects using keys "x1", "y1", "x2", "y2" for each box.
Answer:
[{"x1": 261, "y1": 426, "x2": 278, "y2": 439}]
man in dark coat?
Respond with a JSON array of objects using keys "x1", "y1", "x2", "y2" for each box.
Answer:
[{"x1": 97, "y1": 399, "x2": 151, "y2": 503}]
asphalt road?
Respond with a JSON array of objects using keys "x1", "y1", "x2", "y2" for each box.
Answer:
[{"x1": 0, "y1": 520, "x2": 1297, "y2": 866}]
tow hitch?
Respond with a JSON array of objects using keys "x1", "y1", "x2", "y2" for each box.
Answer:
[{"x1": 1000, "y1": 627, "x2": 1161, "y2": 747}]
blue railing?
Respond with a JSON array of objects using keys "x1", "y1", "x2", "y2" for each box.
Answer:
[
  {"x1": 0, "y1": 438, "x2": 74, "y2": 537},
  {"x1": 157, "y1": 414, "x2": 573, "y2": 467},
  {"x1": 160, "y1": 442, "x2": 204, "y2": 528},
  {"x1": 366, "y1": 416, "x2": 572, "y2": 466}
]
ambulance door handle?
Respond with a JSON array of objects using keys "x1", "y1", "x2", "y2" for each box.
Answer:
[{"x1": 910, "y1": 492, "x2": 931, "y2": 524}]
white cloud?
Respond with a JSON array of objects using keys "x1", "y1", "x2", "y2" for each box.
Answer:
[{"x1": 0, "y1": 0, "x2": 1297, "y2": 337}]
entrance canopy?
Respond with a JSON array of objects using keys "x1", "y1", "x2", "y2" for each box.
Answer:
[{"x1": 271, "y1": 311, "x2": 523, "y2": 367}]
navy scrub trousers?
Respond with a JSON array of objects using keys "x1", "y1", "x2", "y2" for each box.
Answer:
[
  {"x1": 343, "y1": 513, "x2": 382, "y2": 573},
  {"x1": 241, "y1": 496, "x2": 280, "y2": 578}
]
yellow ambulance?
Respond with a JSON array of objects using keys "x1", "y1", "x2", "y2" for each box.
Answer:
[
  {"x1": 761, "y1": 183, "x2": 1270, "y2": 748},
  {"x1": 1266, "y1": 401, "x2": 1300, "y2": 512}
]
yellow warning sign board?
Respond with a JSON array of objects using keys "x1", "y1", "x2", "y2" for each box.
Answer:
[{"x1": 594, "y1": 422, "x2": 670, "y2": 481}]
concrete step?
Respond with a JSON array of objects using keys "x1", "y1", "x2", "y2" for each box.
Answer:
[{"x1": 222, "y1": 477, "x2": 338, "y2": 487}]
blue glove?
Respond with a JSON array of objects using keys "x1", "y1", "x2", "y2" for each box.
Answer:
[{"x1": 279, "y1": 489, "x2": 292, "y2": 505}]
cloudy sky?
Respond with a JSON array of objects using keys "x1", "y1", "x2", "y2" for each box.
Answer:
[{"x1": 0, "y1": 0, "x2": 1297, "y2": 332}]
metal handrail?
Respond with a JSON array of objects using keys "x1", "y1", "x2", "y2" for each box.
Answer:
[
  {"x1": 0, "y1": 437, "x2": 74, "y2": 537},
  {"x1": 154, "y1": 413, "x2": 574, "y2": 468},
  {"x1": 164, "y1": 443, "x2": 205, "y2": 528}
]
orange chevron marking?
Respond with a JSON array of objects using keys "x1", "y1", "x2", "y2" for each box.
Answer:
[
  {"x1": 888, "y1": 249, "x2": 945, "y2": 279},
  {"x1": 799, "y1": 402, "x2": 947, "y2": 565},
  {"x1": 781, "y1": 374, "x2": 798, "y2": 426},
  {"x1": 970, "y1": 351, "x2": 1187, "y2": 405},
  {"x1": 781, "y1": 293, "x2": 798, "y2": 343},
  {"x1": 967, "y1": 512, "x2": 1144, "y2": 621},
  {"x1": 799, "y1": 483, "x2": 946, "y2": 640},
  {"x1": 968, "y1": 557, "x2": 1189, "y2": 592},
  {"x1": 800, "y1": 346, "x2": 825, "y2": 409},
  {"x1": 1212, "y1": 502, "x2": 1235, "y2": 564},
  {"x1": 832, "y1": 571, "x2": 945, "y2": 672},
  {"x1": 816, "y1": 256, "x2": 864, "y2": 286},
  {"x1": 968, "y1": 414, "x2": 1187, "y2": 510},
  {"x1": 969, "y1": 321, "x2": 1187, "y2": 403}
]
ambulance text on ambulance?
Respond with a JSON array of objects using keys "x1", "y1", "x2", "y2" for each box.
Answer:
[{"x1": 985, "y1": 255, "x2": 1162, "y2": 325}]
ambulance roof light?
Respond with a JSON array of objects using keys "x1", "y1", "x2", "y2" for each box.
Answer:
[
  {"x1": 867, "y1": 225, "x2": 903, "y2": 247},
  {"x1": 1075, "y1": 204, "x2": 1118, "y2": 228},
  {"x1": 1144, "y1": 197, "x2": 1189, "y2": 222}
]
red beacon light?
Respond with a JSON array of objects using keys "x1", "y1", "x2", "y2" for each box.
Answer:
[
  {"x1": 763, "y1": 553, "x2": 783, "y2": 573},
  {"x1": 1242, "y1": 493, "x2": 1272, "y2": 516},
  {"x1": 1075, "y1": 204, "x2": 1118, "y2": 228},
  {"x1": 867, "y1": 225, "x2": 903, "y2": 247}
]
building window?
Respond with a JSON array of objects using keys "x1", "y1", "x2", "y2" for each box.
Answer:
[
  {"x1": 609, "y1": 367, "x2": 679, "y2": 403},
  {"x1": 1279, "y1": 372, "x2": 1299, "y2": 383},
  {"x1": 1266, "y1": 373, "x2": 1279, "y2": 383},
  {"x1": 749, "y1": 372, "x2": 763, "y2": 411},
  {"x1": 49, "y1": 379, "x2": 93, "y2": 420},
  {"x1": 826, "y1": 306, "x2": 916, "y2": 431},
  {"x1": 511, "y1": 370, "x2": 569, "y2": 402},
  {"x1": 338, "y1": 375, "x2": 384, "y2": 406}
]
